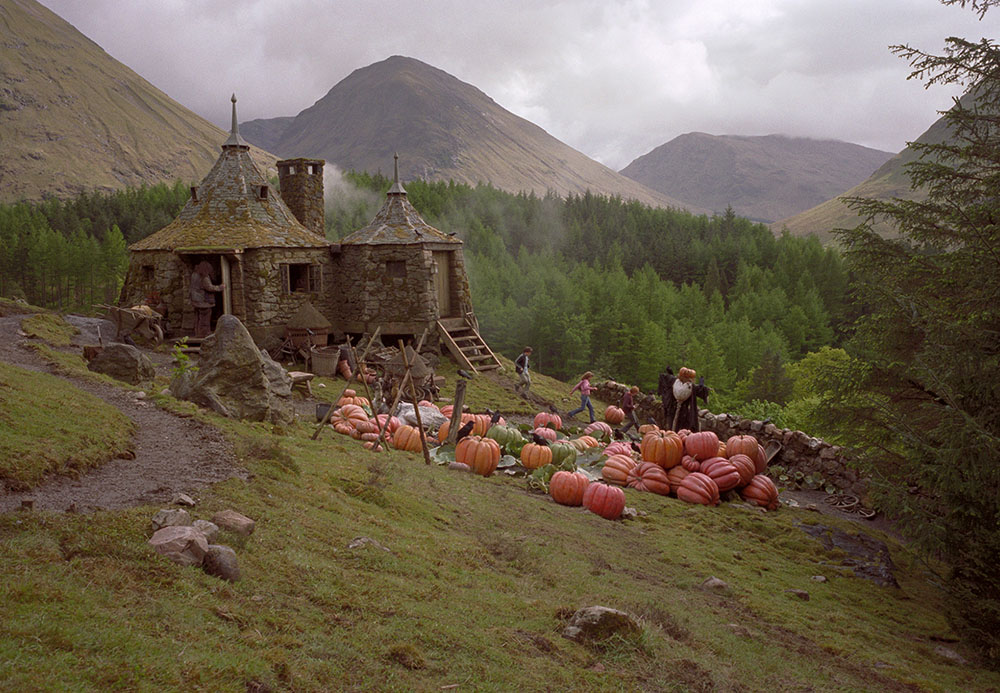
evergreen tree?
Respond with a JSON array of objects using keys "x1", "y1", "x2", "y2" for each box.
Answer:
[{"x1": 831, "y1": 0, "x2": 1000, "y2": 664}]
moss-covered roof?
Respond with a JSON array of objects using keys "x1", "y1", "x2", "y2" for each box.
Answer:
[
  {"x1": 341, "y1": 190, "x2": 461, "y2": 246},
  {"x1": 286, "y1": 301, "x2": 332, "y2": 329},
  {"x1": 131, "y1": 143, "x2": 328, "y2": 251}
]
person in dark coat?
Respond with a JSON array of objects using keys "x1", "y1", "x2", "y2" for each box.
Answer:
[
  {"x1": 658, "y1": 366, "x2": 709, "y2": 432},
  {"x1": 190, "y1": 261, "x2": 224, "y2": 338}
]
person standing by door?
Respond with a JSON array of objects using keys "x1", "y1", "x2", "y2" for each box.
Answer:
[{"x1": 190, "y1": 261, "x2": 224, "y2": 338}]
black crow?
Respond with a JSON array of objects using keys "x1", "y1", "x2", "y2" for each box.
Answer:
[
  {"x1": 489, "y1": 409, "x2": 503, "y2": 426},
  {"x1": 455, "y1": 420, "x2": 475, "y2": 441},
  {"x1": 612, "y1": 428, "x2": 624, "y2": 440},
  {"x1": 546, "y1": 403, "x2": 559, "y2": 414},
  {"x1": 531, "y1": 431, "x2": 551, "y2": 446},
  {"x1": 457, "y1": 369, "x2": 474, "y2": 380},
  {"x1": 630, "y1": 441, "x2": 642, "y2": 454}
]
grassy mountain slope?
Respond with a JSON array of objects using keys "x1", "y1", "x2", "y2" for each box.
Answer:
[
  {"x1": 0, "y1": 0, "x2": 275, "y2": 203},
  {"x1": 1, "y1": 317, "x2": 998, "y2": 691},
  {"x1": 619, "y1": 133, "x2": 892, "y2": 224},
  {"x1": 776, "y1": 105, "x2": 960, "y2": 240},
  {"x1": 249, "y1": 56, "x2": 703, "y2": 213}
]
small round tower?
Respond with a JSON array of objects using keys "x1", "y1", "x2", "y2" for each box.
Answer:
[{"x1": 277, "y1": 158, "x2": 325, "y2": 237}]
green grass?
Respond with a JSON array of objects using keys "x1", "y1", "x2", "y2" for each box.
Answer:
[
  {"x1": 20, "y1": 313, "x2": 77, "y2": 347},
  {"x1": 2, "y1": 319, "x2": 997, "y2": 691},
  {"x1": 0, "y1": 362, "x2": 134, "y2": 491}
]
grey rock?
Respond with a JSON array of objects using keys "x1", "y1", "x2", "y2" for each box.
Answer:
[
  {"x1": 170, "y1": 315, "x2": 294, "y2": 424},
  {"x1": 87, "y1": 342, "x2": 155, "y2": 385},
  {"x1": 562, "y1": 606, "x2": 641, "y2": 643},
  {"x1": 193, "y1": 519, "x2": 220, "y2": 543},
  {"x1": 203, "y1": 544, "x2": 240, "y2": 582},
  {"x1": 149, "y1": 525, "x2": 208, "y2": 567},
  {"x1": 151, "y1": 508, "x2": 192, "y2": 533},
  {"x1": 213, "y1": 509, "x2": 256, "y2": 536},
  {"x1": 785, "y1": 589, "x2": 810, "y2": 600},
  {"x1": 933, "y1": 644, "x2": 967, "y2": 665},
  {"x1": 172, "y1": 493, "x2": 196, "y2": 507},
  {"x1": 700, "y1": 576, "x2": 730, "y2": 593},
  {"x1": 348, "y1": 536, "x2": 391, "y2": 552},
  {"x1": 811, "y1": 575, "x2": 828, "y2": 583}
]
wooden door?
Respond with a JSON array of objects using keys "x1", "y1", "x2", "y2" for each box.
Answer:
[{"x1": 432, "y1": 251, "x2": 453, "y2": 317}]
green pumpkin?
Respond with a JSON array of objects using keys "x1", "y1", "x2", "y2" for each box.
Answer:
[
  {"x1": 487, "y1": 425, "x2": 525, "y2": 454},
  {"x1": 550, "y1": 441, "x2": 578, "y2": 469}
]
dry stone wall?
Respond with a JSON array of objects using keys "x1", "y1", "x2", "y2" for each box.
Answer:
[{"x1": 594, "y1": 380, "x2": 865, "y2": 496}]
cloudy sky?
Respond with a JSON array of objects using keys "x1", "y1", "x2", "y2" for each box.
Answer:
[{"x1": 43, "y1": 0, "x2": 991, "y2": 169}]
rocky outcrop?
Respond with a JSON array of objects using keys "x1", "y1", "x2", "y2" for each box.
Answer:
[
  {"x1": 86, "y1": 342, "x2": 155, "y2": 385},
  {"x1": 170, "y1": 315, "x2": 294, "y2": 424}
]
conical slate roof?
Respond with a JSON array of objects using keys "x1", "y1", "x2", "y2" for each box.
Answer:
[
  {"x1": 132, "y1": 96, "x2": 328, "y2": 251},
  {"x1": 341, "y1": 154, "x2": 460, "y2": 246}
]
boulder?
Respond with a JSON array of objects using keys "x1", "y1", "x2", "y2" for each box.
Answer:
[
  {"x1": 202, "y1": 544, "x2": 240, "y2": 582},
  {"x1": 150, "y1": 508, "x2": 192, "y2": 533},
  {"x1": 170, "y1": 315, "x2": 294, "y2": 424},
  {"x1": 148, "y1": 525, "x2": 208, "y2": 567},
  {"x1": 213, "y1": 509, "x2": 255, "y2": 536},
  {"x1": 87, "y1": 342, "x2": 155, "y2": 385},
  {"x1": 562, "y1": 606, "x2": 641, "y2": 643}
]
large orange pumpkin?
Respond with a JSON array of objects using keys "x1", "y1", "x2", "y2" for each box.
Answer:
[
  {"x1": 684, "y1": 431, "x2": 720, "y2": 461},
  {"x1": 584, "y1": 421, "x2": 613, "y2": 439},
  {"x1": 638, "y1": 423, "x2": 660, "y2": 436},
  {"x1": 666, "y1": 465, "x2": 691, "y2": 493},
  {"x1": 520, "y1": 443, "x2": 553, "y2": 470},
  {"x1": 470, "y1": 413, "x2": 492, "y2": 436},
  {"x1": 456, "y1": 436, "x2": 501, "y2": 477},
  {"x1": 641, "y1": 431, "x2": 683, "y2": 469},
  {"x1": 331, "y1": 403, "x2": 368, "y2": 427},
  {"x1": 681, "y1": 455, "x2": 700, "y2": 472},
  {"x1": 626, "y1": 462, "x2": 671, "y2": 496},
  {"x1": 604, "y1": 406, "x2": 625, "y2": 425},
  {"x1": 393, "y1": 424, "x2": 425, "y2": 453},
  {"x1": 601, "y1": 454, "x2": 637, "y2": 485},
  {"x1": 569, "y1": 435, "x2": 601, "y2": 452},
  {"x1": 700, "y1": 456, "x2": 742, "y2": 493},
  {"x1": 583, "y1": 483, "x2": 625, "y2": 520},
  {"x1": 532, "y1": 426, "x2": 558, "y2": 443},
  {"x1": 603, "y1": 441, "x2": 634, "y2": 458},
  {"x1": 676, "y1": 472, "x2": 720, "y2": 506},
  {"x1": 549, "y1": 471, "x2": 590, "y2": 506},
  {"x1": 372, "y1": 414, "x2": 401, "y2": 435},
  {"x1": 740, "y1": 474, "x2": 780, "y2": 511},
  {"x1": 756, "y1": 444, "x2": 768, "y2": 474},
  {"x1": 728, "y1": 454, "x2": 756, "y2": 487},
  {"x1": 533, "y1": 412, "x2": 563, "y2": 430},
  {"x1": 726, "y1": 435, "x2": 759, "y2": 460}
]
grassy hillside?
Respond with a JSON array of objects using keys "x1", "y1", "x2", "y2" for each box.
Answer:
[{"x1": 1, "y1": 326, "x2": 997, "y2": 691}]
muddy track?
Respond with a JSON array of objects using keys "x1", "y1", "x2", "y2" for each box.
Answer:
[{"x1": 0, "y1": 315, "x2": 245, "y2": 513}]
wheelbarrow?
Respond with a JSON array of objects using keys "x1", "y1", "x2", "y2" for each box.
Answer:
[{"x1": 100, "y1": 304, "x2": 164, "y2": 346}]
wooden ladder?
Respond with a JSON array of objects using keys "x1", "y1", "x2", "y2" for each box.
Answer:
[{"x1": 436, "y1": 318, "x2": 503, "y2": 373}]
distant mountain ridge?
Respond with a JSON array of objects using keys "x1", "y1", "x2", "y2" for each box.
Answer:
[
  {"x1": 0, "y1": 0, "x2": 275, "y2": 203},
  {"x1": 619, "y1": 133, "x2": 893, "y2": 224},
  {"x1": 240, "y1": 55, "x2": 699, "y2": 212}
]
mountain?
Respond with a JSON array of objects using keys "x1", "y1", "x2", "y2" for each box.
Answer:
[
  {"x1": 242, "y1": 56, "x2": 698, "y2": 212},
  {"x1": 0, "y1": 0, "x2": 275, "y2": 203},
  {"x1": 776, "y1": 109, "x2": 959, "y2": 240},
  {"x1": 619, "y1": 133, "x2": 893, "y2": 224}
]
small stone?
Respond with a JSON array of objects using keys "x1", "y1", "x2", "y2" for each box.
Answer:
[
  {"x1": 151, "y1": 508, "x2": 192, "y2": 533},
  {"x1": 348, "y1": 536, "x2": 391, "y2": 552},
  {"x1": 202, "y1": 544, "x2": 240, "y2": 582},
  {"x1": 811, "y1": 575, "x2": 828, "y2": 583},
  {"x1": 172, "y1": 493, "x2": 196, "y2": 507},
  {"x1": 933, "y1": 644, "x2": 967, "y2": 665},
  {"x1": 726, "y1": 623, "x2": 752, "y2": 637},
  {"x1": 212, "y1": 509, "x2": 255, "y2": 536},
  {"x1": 193, "y1": 519, "x2": 220, "y2": 543},
  {"x1": 732, "y1": 552, "x2": 743, "y2": 560},
  {"x1": 447, "y1": 462, "x2": 472, "y2": 472},
  {"x1": 621, "y1": 506, "x2": 638, "y2": 520},
  {"x1": 700, "y1": 576, "x2": 730, "y2": 593},
  {"x1": 149, "y1": 526, "x2": 208, "y2": 567},
  {"x1": 562, "y1": 606, "x2": 641, "y2": 643},
  {"x1": 785, "y1": 589, "x2": 810, "y2": 601}
]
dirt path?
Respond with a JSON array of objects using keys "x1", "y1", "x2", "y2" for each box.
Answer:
[{"x1": 0, "y1": 314, "x2": 245, "y2": 513}]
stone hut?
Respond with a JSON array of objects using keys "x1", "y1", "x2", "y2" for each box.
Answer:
[
  {"x1": 119, "y1": 96, "x2": 334, "y2": 343},
  {"x1": 330, "y1": 155, "x2": 494, "y2": 367}
]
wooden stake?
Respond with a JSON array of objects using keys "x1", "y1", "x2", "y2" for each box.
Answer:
[
  {"x1": 311, "y1": 326, "x2": 381, "y2": 440},
  {"x1": 445, "y1": 379, "x2": 467, "y2": 445},
  {"x1": 371, "y1": 328, "x2": 430, "y2": 452},
  {"x1": 400, "y1": 339, "x2": 431, "y2": 465}
]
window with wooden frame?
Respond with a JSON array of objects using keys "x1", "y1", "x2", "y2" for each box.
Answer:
[{"x1": 280, "y1": 263, "x2": 322, "y2": 294}]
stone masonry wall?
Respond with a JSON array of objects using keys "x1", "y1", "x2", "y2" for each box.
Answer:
[
  {"x1": 277, "y1": 159, "x2": 325, "y2": 237},
  {"x1": 594, "y1": 379, "x2": 865, "y2": 495}
]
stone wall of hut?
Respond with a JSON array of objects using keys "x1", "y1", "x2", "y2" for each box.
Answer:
[
  {"x1": 593, "y1": 379, "x2": 866, "y2": 496},
  {"x1": 119, "y1": 250, "x2": 188, "y2": 335}
]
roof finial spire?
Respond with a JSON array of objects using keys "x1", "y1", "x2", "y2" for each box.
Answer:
[
  {"x1": 223, "y1": 93, "x2": 249, "y2": 148},
  {"x1": 388, "y1": 151, "x2": 406, "y2": 194}
]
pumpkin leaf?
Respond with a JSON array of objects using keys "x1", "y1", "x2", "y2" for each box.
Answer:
[
  {"x1": 429, "y1": 444, "x2": 455, "y2": 465},
  {"x1": 497, "y1": 455, "x2": 518, "y2": 469}
]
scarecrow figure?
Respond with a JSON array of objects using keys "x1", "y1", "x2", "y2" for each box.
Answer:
[{"x1": 658, "y1": 366, "x2": 709, "y2": 432}]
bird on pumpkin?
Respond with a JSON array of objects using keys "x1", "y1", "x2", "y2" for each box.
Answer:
[
  {"x1": 455, "y1": 420, "x2": 475, "y2": 441},
  {"x1": 488, "y1": 409, "x2": 503, "y2": 426},
  {"x1": 531, "y1": 431, "x2": 551, "y2": 446},
  {"x1": 630, "y1": 441, "x2": 642, "y2": 454}
]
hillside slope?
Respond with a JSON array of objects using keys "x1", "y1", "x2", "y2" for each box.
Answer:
[
  {"x1": 620, "y1": 133, "x2": 892, "y2": 224},
  {"x1": 245, "y1": 56, "x2": 702, "y2": 213},
  {"x1": 0, "y1": 0, "x2": 275, "y2": 203},
  {"x1": 776, "y1": 102, "x2": 962, "y2": 240}
]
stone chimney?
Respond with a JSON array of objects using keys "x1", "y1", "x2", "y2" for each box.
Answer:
[{"x1": 277, "y1": 158, "x2": 325, "y2": 237}]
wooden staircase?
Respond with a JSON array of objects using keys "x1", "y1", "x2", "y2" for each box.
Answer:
[{"x1": 437, "y1": 318, "x2": 503, "y2": 373}]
